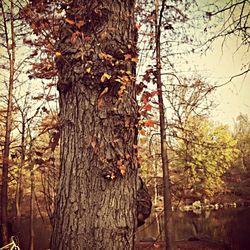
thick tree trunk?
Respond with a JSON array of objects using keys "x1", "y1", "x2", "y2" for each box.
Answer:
[
  {"x1": 51, "y1": 1, "x2": 138, "y2": 249},
  {"x1": 1, "y1": 0, "x2": 15, "y2": 246}
]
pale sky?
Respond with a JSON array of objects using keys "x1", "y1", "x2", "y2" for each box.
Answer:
[{"x1": 196, "y1": 37, "x2": 250, "y2": 127}]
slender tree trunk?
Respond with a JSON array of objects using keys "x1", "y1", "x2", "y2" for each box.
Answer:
[
  {"x1": 15, "y1": 121, "x2": 25, "y2": 226},
  {"x1": 1, "y1": 0, "x2": 15, "y2": 245},
  {"x1": 29, "y1": 164, "x2": 35, "y2": 250},
  {"x1": 51, "y1": 1, "x2": 138, "y2": 249},
  {"x1": 155, "y1": 0, "x2": 175, "y2": 249}
]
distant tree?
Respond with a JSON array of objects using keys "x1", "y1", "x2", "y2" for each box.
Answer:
[
  {"x1": 222, "y1": 114, "x2": 250, "y2": 202},
  {"x1": 173, "y1": 117, "x2": 239, "y2": 199},
  {"x1": 234, "y1": 114, "x2": 250, "y2": 170}
]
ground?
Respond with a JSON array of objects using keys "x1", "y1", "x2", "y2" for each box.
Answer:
[{"x1": 135, "y1": 239, "x2": 230, "y2": 250}]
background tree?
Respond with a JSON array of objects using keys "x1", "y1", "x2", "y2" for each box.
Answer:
[
  {"x1": 224, "y1": 114, "x2": 250, "y2": 202},
  {"x1": 172, "y1": 116, "x2": 239, "y2": 201}
]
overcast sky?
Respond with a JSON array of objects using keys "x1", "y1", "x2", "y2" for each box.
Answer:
[{"x1": 196, "y1": 37, "x2": 250, "y2": 127}]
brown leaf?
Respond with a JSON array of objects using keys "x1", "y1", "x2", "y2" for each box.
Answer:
[
  {"x1": 65, "y1": 18, "x2": 75, "y2": 25},
  {"x1": 124, "y1": 54, "x2": 132, "y2": 61},
  {"x1": 99, "y1": 87, "x2": 109, "y2": 98},
  {"x1": 76, "y1": 20, "x2": 85, "y2": 28}
]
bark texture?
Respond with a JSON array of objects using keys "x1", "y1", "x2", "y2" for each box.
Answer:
[
  {"x1": 1, "y1": 0, "x2": 15, "y2": 245},
  {"x1": 51, "y1": 1, "x2": 139, "y2": 249}
]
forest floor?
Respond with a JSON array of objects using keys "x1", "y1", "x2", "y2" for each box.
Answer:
[{"x1": 135, "y1": 239, "x2": 229, "y2": 250}]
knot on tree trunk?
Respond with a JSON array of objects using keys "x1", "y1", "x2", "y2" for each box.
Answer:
[{"x1": 136, "y1": 177, "x2": 152, "y2": 227}]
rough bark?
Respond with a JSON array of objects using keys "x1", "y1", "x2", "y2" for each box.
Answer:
[
  {"x1": 51, "y1": 1, "x2": 139, "y2": 249},
  {"x1": 0, "y1": 0, "x2": 15, "y2": 245}
]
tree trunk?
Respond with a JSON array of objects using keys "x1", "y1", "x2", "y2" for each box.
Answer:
[
  {"x1": 29, "y1": 165, "x2": 35, "y2": 250},
  {"x1": 155, "y1": 0, "x2": 175, "y2": 249},
  {"x1": 15, "y1": 120, "x2": 25, "y2": 226},
  {"x1": 51, "y1": 1, "x2": 138, "y2": 249},
  {"x1": 1, "y1": 0, "x2": 15, "y2": 245}
]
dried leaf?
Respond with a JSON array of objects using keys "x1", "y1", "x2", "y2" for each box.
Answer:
[
  {"x1": 131, "y1": 57, "x2": 138, "y2": 63},
  {"x1": 91, "y1": 141, "x2": 96, "y2": 149},
  {"x1": 99, "y1": 87, "x2": 109, "y2": 98},
  {"x1": 97, "y1": 98, "x2": 103, "y2": 109},
  {"x1": 55, "y1": 51, "x2": 61, "y2": 57},
  {"x1": 135, "y1": 23, "x2": 141, "y2": 30},
  {"x1": 139, "y1": 129, "x2": 146, "y2": 136},
  {"x1": 144, "y1": 119, "x2": 154, "y2": 127},
  {"x1": 76, "y1": 20, "x2": 85, "y2": 28},
  {"x1": 65, "y1": 18, "x2": 75, "y2": 25},
  {"x1": 143, "y1": 104, "x2": 153, "y2": 111},
  {"x1": 100, "y1": 73, "x2": 111, "y2": 82},
  {"x1": 117, "y1": 160, "x2": 126, "y2": 176},
  {"x1": 71, "y1": 32, "x2": 78, "y2": 43},
  {"x1": 124, "y1": 54, "x2": 132, "y2": 61},
  {"x1": 125, "y1": 154, "x2": 131, "y2": 159}
]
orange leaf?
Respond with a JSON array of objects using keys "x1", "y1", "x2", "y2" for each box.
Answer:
[
  {"x1": 125, "y1": 154, "x2": 131, "y2": 159},
  {"x1": 65, "y1": 18, "x2": 75, "y2": 25},
  {"x1": 91, "y1": 141, "x2": 96, "y2": 149},
  {"x1": 150, "y1": 90, "x2": 159, "y2": 96},
  {"x1": 97, "y1": 98, "x2": 103, "y2": 109},
  {"x1": 143, "y1": 104, "x2": 153, "y2": 111},
  {"x1": 117, "y1": 159, "x2": 126, "y2": 176},
  {"x1": 144, "y1": 119, "x2": 154, "y2": 127},
  {"x1": 55, "y1": 51, "x2": 61, "y2": 57},
  {"x1": 124, "y1": 54, "x2": 132, "y2": 61},
  {"x1": 135, "y1": 23, "x2": 141, "y2": 30},
  {"x1": 139, "y1": 129, "x2": 146, "y2": 136},
  {"x1": 76, "y1": 20, "x2": 85, "y2": 28},
  {"x1": 99, "y1": 87, "x2": 109, "y2": 98},
  {"x1": 131, "y1": 57, "x2": 138, "y2": 63},
  {"x1": 71, "y1": 32, "x2": 78, "y2": 43}
]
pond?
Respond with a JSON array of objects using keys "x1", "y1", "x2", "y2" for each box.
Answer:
[
  {"x1": 136, "y1": 207, "x2": 250, "y2": 250},
  {"x1": 10, "y1": 207, "x2": 250, "y2": 250}
]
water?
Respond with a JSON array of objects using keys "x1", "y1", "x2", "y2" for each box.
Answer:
[
  {"x1": 136, "y1": 207, "x2": 250, "y2": 250},
  {"x1": 9, "y1": 207, "x2": 250, "y2": 250}
]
